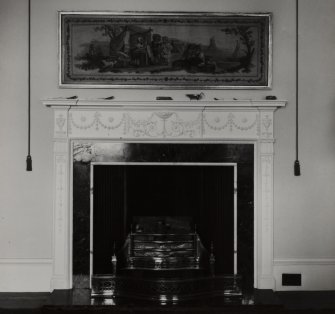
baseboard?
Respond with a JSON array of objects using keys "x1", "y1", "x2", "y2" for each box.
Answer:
[
  {"x1": 257, "y1": 275, "x2": 276, "y2": 290},
  {"x1": 274, "y1": 258, "x2": 335, "y2": 291},
  {"x1": 0, "y1": 258, "x2": 53, "y2": 292},
  {"x1": 50, "y1": 276, "x2": 71, "y2": 291},
  {"x1": 2, "y1": 257, "x2": 334, "y2": 292}
]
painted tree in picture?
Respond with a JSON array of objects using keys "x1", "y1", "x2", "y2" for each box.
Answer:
[{"x1": 221, "y1": 26, "x2": 255, "y2": 73}]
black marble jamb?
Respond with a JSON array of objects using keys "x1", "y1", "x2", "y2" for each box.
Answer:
[
  {"x1": 72, "y1": 143, "x2": 254, "y2": 291},
  {"x1": 73, "y1": 163, "x2": 91, "y2": 276}
]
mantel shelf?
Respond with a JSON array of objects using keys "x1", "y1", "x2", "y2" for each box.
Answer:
[{"x1": 43, "y1": 98, "x2": 287, "y2": 110}]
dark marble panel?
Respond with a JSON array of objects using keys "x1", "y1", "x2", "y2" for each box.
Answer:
[
  {"x1": 73, "y1": 143, "x2": 253, "y2": 164},
  {"x1": 73, "y1": 163, "x2": 90, "y2": 278}
]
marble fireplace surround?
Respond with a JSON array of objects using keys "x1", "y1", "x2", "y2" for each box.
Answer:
[{"x1": 44, "y1": 98, "x2": 286, "y2": 291}]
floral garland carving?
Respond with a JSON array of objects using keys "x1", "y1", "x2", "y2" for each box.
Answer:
[
  {"x1": 69, "y1": 111, "x2": 202, "y2": 138},
  {"x1": 203, "y1": 113, "x2": 258, "y2": 132},
  {"x1": 69, "y1": 112, "x2": 126, "y2": 131}
]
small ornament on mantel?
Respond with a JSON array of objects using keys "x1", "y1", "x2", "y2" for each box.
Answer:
[
  {"x1": 156, "y1": 96, "x2": 173, "y2": 100},
  {"x1": 185, "y1": 92, "x2": 204, "y2": 100},
  {"x1": 214, "y1": 97, "x2": 238, "y2": 101}
]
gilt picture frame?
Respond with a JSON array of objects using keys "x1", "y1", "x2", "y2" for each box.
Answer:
[{"x1": 59, "y1": 11, "x2": 272, "y2": 89}]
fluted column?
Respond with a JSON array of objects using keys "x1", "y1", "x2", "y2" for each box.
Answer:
[{"x1": 51, "y1": 109, "x2": 71, "y2": 290}]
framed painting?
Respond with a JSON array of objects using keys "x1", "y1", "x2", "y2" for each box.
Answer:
[{"x1": 59, "y1": 12, "x2": 272, "y2": 89}]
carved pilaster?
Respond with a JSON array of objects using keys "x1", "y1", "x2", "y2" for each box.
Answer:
[
  {"x1": 258, "y1": 108, "x2": 275, "y2": 288},
  {"x1": 258, "y1": 140, "x2": 275, "y2": 289},
  {"x1": 51, "y1": 140, "x2": 70, "y2": 290}
]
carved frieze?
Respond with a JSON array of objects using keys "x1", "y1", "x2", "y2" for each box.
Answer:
[
  {"x1": 66, "y1": 109, "x2": 268, "y2": 140},
  {"x1": 68, "y1": 110, "x2": 202, "y2": 139}
]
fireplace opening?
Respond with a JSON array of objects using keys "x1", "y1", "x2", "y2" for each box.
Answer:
[
  {"x1": 72, "y1": 143, "x2": 254, "y2": 300},
  {"x1": 92, "y1": 164, "x2": 235, "y2": 277}
]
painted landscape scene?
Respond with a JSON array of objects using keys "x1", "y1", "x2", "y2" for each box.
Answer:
[{"x1": 61, "y1": 14, "x2": 270, "y2": 87}]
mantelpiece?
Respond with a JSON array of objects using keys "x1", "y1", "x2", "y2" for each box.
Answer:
[{"x1": 43, "y1": 98, "x2": 286, "y2": 291}]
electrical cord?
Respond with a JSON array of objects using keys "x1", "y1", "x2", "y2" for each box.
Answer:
[
  {"x1": 294, "y1": 0, "x2": 301, "y2": 176},
  {"x1": 26, "y1": 0, "x2": 32, "y2": 171}
]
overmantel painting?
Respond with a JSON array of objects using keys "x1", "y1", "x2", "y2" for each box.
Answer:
[{"x1": 60, "y1": 12, "x2": 272, "y2": 89}]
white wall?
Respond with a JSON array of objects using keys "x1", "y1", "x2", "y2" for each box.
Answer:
[{"x1": 0, "y1": 0, "x2": 334, "y2": 291}]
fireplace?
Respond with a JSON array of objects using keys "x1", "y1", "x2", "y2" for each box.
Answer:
[{"x1": 44, "y1": 98, "x2": 286, "y2": 293}]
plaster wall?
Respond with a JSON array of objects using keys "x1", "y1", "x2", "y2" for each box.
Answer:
[{"x1": 0, "y1": 0, "x2": 334, "y2": 291}]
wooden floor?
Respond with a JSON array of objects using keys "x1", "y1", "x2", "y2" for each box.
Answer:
[{"x1": 1, "y1": 290, "x2": 335, "y2": 311}]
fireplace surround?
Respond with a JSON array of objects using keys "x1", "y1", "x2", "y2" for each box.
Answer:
[
  {"x1": 72, "y1": 143, "x2": 253, "y2": 294},
  {"x1": 44, "y1": 98, "x2": 286, "y2": 292}
]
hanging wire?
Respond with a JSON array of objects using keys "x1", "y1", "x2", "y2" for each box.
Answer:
[
  {"x1": 26, "y1": 0, "x2": 32, "y2": 171},
  {"x1": 294, "y1": 0, "x2": 301, "y2": 176}
]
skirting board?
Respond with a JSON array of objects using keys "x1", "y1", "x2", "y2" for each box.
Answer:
[
  {"x1": 274, "y1": 258, "x2": 335, "y2": 291},
  {"x1": 0, "y1": 259, "x2": 53, "y2": 292},
  {"x1": 1, "y1": 257, "x2": 335, "y2": 292}
]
